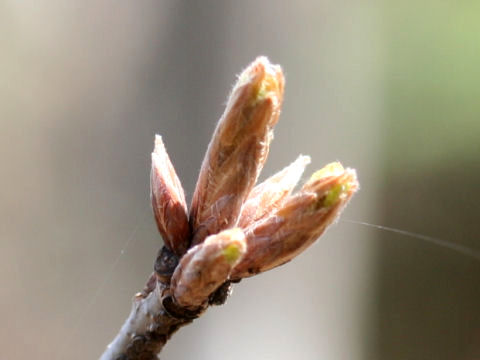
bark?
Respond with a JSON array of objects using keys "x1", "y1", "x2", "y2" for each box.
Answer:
[{"x1": 100, "y1": 256, "x2": 205, "y2": 360}]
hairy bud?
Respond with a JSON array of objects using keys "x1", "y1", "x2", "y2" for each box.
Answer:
[
  {"x1": 231, "y1": 162, "x2": 358, "y2": 279},
  {"x1": 171, "y1": 228, "x2": 247, "y2": 309},
  {"x1": 151, "y1": 135, "x2": 190, "y2": 256},
  {"x1": 190, "y1": 57, "x2": 284, "y2": 246}
]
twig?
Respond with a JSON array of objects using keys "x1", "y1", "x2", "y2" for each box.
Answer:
[{"x1": 100, "y1": 57, "x2": 358, "y2": 360}]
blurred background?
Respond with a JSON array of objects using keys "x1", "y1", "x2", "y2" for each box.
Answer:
[{"x1": 1, "y1": 1, "x2": 479, "y2": 359}]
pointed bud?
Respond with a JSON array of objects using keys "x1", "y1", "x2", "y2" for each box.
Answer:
[
  {"x1": 190, "y1": 57, "x2": 285, "y2": 246},
  {"x1": 238, "y1": 155, "x2": 310, "y2": 228},
  {"x1": 231, "y1": 162, "x2": 358, "y2": 279},
  {"x1": 151, "y1": 135, "x2": 190, "y2": 256},
  {"x1": 171, "y1": 228, "x2": 247, "y2": 309}
]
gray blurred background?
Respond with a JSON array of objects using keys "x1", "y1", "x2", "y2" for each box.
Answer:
[{"x1": 1, "y1": 1, "x2": 479, "y2": 359}]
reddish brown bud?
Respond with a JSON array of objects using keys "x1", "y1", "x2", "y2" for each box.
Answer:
[
  {"x1": 190, "y1": 57, "x2": 284, "y2": 246},
  {"x1": 231, "y1": 162, "x2": 358, "y2": 279},
  {"x1": 171, "y1": 228, "x2": 247, "y2": 309},
  {"x1": 151, "y1": 135, "x2": 190, "y2": 256}
]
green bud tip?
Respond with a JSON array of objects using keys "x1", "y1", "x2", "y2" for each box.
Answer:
[
  {"x1": 323, "y1": 183, "x2": 349, "y2": 207},
  {"x1": 223, "y1": 243, "x2": 242, "y2": 265}
]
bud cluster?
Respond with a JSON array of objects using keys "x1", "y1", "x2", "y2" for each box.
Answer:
[{"x1": 150, "y1": 56, "x2": 359, "y2": 310}]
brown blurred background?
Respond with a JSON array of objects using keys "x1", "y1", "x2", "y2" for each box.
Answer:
[{"x1": 1, "y1": 1, "x2": 479, "y2": 359}]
